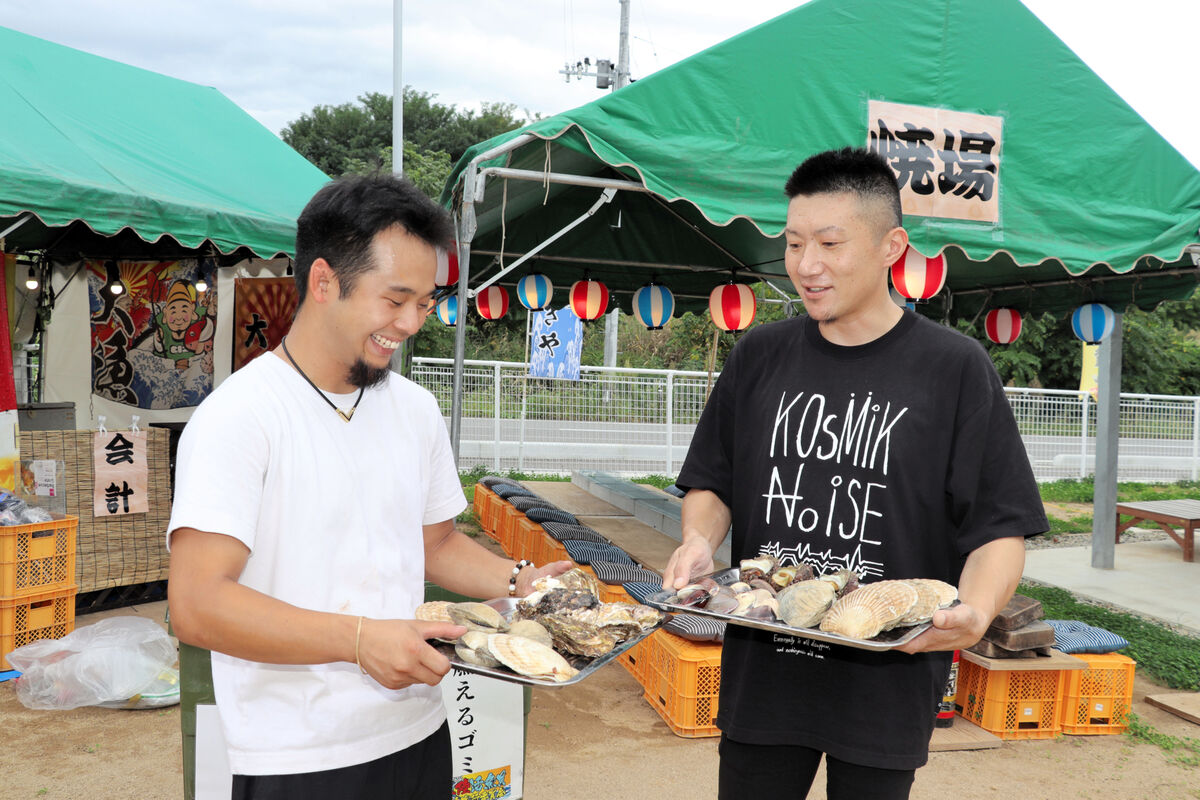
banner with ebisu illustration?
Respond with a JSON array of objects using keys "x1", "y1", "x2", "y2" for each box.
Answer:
[
  {"x1": 1, "y1": 253, "x2": 19, "y2": 491},
  {"x1": 88, "y1": 259, "x2": 217, "y2": 409},
  {"x1": 233, "y1": 277, "x2": 297, "y2": 372}
]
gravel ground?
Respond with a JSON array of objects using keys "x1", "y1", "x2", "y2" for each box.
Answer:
[{"x1": 1024, "y1": 527, "x2": 1171, "y2": 550}]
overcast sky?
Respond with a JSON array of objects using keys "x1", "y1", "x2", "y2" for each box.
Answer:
[{"x1": 4, "y1": 1, "x2": 1198, "y2": 168}]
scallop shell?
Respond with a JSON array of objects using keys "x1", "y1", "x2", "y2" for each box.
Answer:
[
  {"x1": 776, "y1": 579, "x2": 837, "y2": 628},
  {"x1": 487, "y1": 633, "x2": 579, "y2": 682},
  {"x1": 895, "y1": 580, "x2": 942, "y2": 626},
  {"x1": 819, "y1": 580, "x2": 919, "y2": 640},
  {"x1": 506, "y1": 619, "x2": 554, "y2": 649},
  {"x1": 910, "y1": 578, "x2": 957, "y2": 608},
  {"x1": 447, "y1": 602, "x2": 508, "y2": 633},
  {"x1": 414, "y1": 600, "x2": 455, "y2": 624}
]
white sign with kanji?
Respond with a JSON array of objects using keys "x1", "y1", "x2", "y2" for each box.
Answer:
[
  {"x1": 92, "y1": 430, "x2": 149, "y2": 516},
  {"x1": 867, "y1": 100, "x2": 1003, "y2": 223}
]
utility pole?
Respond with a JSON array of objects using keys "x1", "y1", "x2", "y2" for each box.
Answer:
[{"x1": 559, "y1": 0, "x2": 632, "y2": 91}]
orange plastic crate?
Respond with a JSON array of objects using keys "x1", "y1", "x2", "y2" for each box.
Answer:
[
  {"x1": 1, "y1": 584, "x2": 77, "y2": 670},
  {"x1": 497, "y1": 505, "x2": 524, "y2": 557},
  {"x1": 0, "y1": 515, "x2": 77, "y2": 598},
  {"x1": 641, "y1": 630, "x2": 722, "y2": 738},
  {"x1": 513, "y1": 518, "x2": 543, "y2": 562},
  {"x1": 1060, "y1": 653, "x2": 1136, "y2": 735},
  {"x1": 956, "y1": 658, "x2": 1064, "y2": 740},
  {"x1": 618, "y1": 635, "x2": 651, "y2": 686},
  {"x1": 473, "y1": 485, "x2": 500, "y2": 541},
  {"x1": 536, "y1": 532, "x2": 570, "y2": 566}
]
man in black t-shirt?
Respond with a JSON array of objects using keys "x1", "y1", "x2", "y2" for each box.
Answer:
[{"x1": 663, "y1": 148, "x2": 1047, "y2": 800}]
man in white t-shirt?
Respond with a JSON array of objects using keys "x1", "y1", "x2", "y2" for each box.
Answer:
[{"x1": 167, "y1": 174, "x2": 570, "y2": 799}]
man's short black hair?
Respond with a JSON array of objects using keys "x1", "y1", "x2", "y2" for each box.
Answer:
[
  {"x1": 784, "y1": 147, "x2": 903, "y2": 230},
  {"x1": 293, "y1": 173, "x2": 454, "y2": 305}
]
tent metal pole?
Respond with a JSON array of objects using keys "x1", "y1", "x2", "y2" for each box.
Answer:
[
  {"x1": 451, "y1": 133, "x2": 538, "y2": 463},
  {"x1": 1092, "y1": 313, "x2": 1122, "y2": 569},
  {"x1": 477, "y1": 166, "x2": 647, "y2": 194},
  {"x1": 471, "y1": 188, "x2": 618, "y2": 296},
  {"x1": 949, "y1": 265, "x2": 1200, "y2": 297}
]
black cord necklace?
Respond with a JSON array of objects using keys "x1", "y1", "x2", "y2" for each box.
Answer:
[{"x1": 280, "y1": 338, "x2": 364, "y2": 422}]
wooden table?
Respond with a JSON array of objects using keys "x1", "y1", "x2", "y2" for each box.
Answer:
[{"x1": 1115, "y1": 499, "x2": 1199, "y2": 562}]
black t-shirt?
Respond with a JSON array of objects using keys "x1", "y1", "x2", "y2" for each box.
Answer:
[{"x1": 676, "y1": 310, "x2": 1048, "y2": 769}]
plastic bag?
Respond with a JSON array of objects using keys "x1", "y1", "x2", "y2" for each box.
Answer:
[
  {"x1": 7, "y1": 616, "x2": 180, "y2": 710},
  {"x1": 0, "y1": 490, "x2": 54, "y2": 525}
]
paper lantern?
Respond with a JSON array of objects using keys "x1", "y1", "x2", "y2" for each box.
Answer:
[
  {"x1": 709, "y1": 283, "x2": 756, "y2": 331},
  {"x1": 1071, "y1": 303, "x2": 1116, "y2": 343},
  {"x1": 435, "y1": 248, "x2": 459, "y2": 288},
  {"x1": 475, "y1": 285, "x2": 509, "y2": 320},
  {"x1": 569, "y1": 279, "x2": 610, "y2": 321},
  {"x1": 435, "y1": 295, "x2": 457, "y2": 326},
  {"x1": 632, "y1": 282, "x2": 674, "y2": 330},
  {"x1": 890, "y1": 246, "x2": 946, "y2": 301},
  {"x1": 984, "y1": 308, "x2": 1022, "y2": 344},
  {"x1": 516, "y1": 272, "x2": 554, "y2": 310}
]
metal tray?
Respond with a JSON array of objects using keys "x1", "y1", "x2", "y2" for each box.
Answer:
[
  {"x1": 433, "y1": 597, "x2": 664, "y2": 687},
  {"x1": 645, "y1": 568, "x2": 933, "y2": 651}
]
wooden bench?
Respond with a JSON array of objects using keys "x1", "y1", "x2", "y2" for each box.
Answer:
[{"x1": 1115, "y1": 499, "x2": 1199, "y2": 562}]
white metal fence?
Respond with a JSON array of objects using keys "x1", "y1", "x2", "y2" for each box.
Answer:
[{"x1": 413, "y1": 358, "x2": 1200, "y2": 483}]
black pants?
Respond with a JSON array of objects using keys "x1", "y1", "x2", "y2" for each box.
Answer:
[
  {"x1": 718, "y1": 735, "x2": 916, "y2": 800},
  {"x1": 231, "y1": 721, "x2": 451, "y2": 800}
]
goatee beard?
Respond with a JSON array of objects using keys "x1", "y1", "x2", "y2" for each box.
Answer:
[{"x1": 348, "y1": 359, "x2": 389, "y2": 389}]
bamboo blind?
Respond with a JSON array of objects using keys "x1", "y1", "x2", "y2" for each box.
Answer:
[{"x1": 19, "y1": 428, "x2": 172, "y2": 592}]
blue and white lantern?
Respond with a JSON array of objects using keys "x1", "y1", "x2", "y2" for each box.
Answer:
[
  {"x1": 516, "y1": 272, "x2": 554, "y2": 310},
  {"x1": 435, "y1": 295, "x2": 457, "y2": 326},
  {"x1": 632, "y1": 282, "x2": 675, "y2": 330},
  {"x1": 1071, "y1": 302, "x2": 1115, "y2": 343}
]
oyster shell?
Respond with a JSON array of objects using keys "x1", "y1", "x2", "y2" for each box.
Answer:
[
  {"x1": 532, "y1": 566, "x2": 601, "y2": 597},
  {"x1": 507, "y1": 619, "x2": 554, "y2": 649},
  {"x1": 455, "y1": 630, "x2": 502, "y2": 668},
  {"x1": 487, "y1": 633, "x2": 579, "y2": 682},
  {"x1": 630, "y1": 604, "x2": 664, "y2": 630},
  {"x1": 776, "y1": 578, "x2": 837, "y2": 628},
  {"x1": 539, "y1": 612, "x2": 621, "y2": 657},
  {"x1": 447, "y1": 602, "x2": 508, "y2": 633},
  {"x1": 819, "y1": 580, "x2": 919, "y2": 640}
]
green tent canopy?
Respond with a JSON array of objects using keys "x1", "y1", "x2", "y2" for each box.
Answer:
[
  {"x1": 444, "y1": 0, "x2": 1200, "y2": 322},
  {"x1": 0, "y1": 26, "x2": 330, "y2": 260}
]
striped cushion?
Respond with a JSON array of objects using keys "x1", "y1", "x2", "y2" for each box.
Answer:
[
  {"x1": 664, "y1": 613, "x2": 726, "y2": 642},
  {"x1": 492, "y1": 483, "x2": 535, "y2": 499},
  {"x1": 561, "y1": 540, "x2": 636, "y2": 566},
  {"x1": 622, "y1": 581, "x2": 666, "y2": 605},
  {"x1": 589, "y1": 560, "x2": 662, "y2": 586},
  {"x1": 478, "y1": 475, "x2": 524, "y2": 489},
  {"x1": 507, "y1": 495, "x2": 557, "y2": 513},
  {"x1": 1045, "y1": 620, "x2": 1130, "y2": 654},
  {"x1": 524, "y1": 507, "x2": 580, "y2": 526},
  {"x1": 540, "y1": 522, "x2": 609, "y2": 544},
  {"x1": 663, "y1": 484, "x2": 686, "y2": 498}
]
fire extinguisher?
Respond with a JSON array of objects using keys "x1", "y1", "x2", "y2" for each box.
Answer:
[{"x1": 935, "y1": 650, "x2": 960, "y2": 728}]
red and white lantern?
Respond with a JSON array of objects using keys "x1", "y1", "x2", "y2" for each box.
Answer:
[
  {"x1": 709, "y1": 283, "x2": 756, "y2": 331},
  {"x1": 435, "y1": 248, "x2": 459, "y2": 288},
  {"x1": 890, "y1": 246, "x2": 946, "y2": 301},
  {"x1": 474, "y1": 285, "x2": 509, "y2": 320},
  {"x1": 569, "y1": 279, "x2": 610, "y2": 321},
  {"x1": 984, "y1": 308, "x2": 1023, "y2": 345}
]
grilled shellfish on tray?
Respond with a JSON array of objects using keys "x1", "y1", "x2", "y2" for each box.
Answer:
[
  {"x1": 647, "y1": 560, "x2": 957, "y2": 651},
  {"x1": 419, "y1": 568, "x2": 664, "y2": 686}
]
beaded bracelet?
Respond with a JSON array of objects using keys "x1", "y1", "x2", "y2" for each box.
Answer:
[{"x1": 508, "y1": 559, "x2": 533, "y2": 596}]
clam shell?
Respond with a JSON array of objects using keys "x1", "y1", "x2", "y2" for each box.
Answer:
[
  {"x1": 487, "y1": 633, "x2": 579, "y2": 682},
  {"x1": 455, "y1": 630, "x2": 502, "y2": 668},
  {"x1": 447, "y1": 602, "x2": 508, "y2": 633},
  {"x1": 507, "y1": 619, "x2": 554, "y2": 649},
  {"x1": 777, "y1": 579, "x2": 837, "y2": 628},
  {"x1": 819, "y1": 580, "x2": 919, "y2": 640}
]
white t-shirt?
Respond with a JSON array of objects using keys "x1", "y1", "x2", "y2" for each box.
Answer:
[{"x1": 167, "y1": 352, "x2": 467, "y2": 776}]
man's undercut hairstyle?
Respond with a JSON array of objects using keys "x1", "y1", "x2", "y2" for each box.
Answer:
[
  {"x1": 784, "y1": 147, "x2": 903, "y2": 232},
  {"x1": 293, "y1": 173, "x2": 454, "y2": 306}
]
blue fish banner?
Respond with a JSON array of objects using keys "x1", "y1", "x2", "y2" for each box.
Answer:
[{"x1": 528, "y1": 306, "x2": 583, "y2": 380}]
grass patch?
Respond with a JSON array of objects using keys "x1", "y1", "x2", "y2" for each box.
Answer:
[
  {"x1": 1017, "y1": 583, "x2": 1200, "y2": 691},
  {"x1": 1125, "y1": 713, "x2": 1200, "y2": 767},
  {"x1": 1039, "y1": 478, "x2": 1200, "y2": 504},
  {"x1": 1043, "y1": 515, "x2": 1094, "y2": 536},
  {"x1": 631, "y1": 474, "x2": 676, "y2": 490}
]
